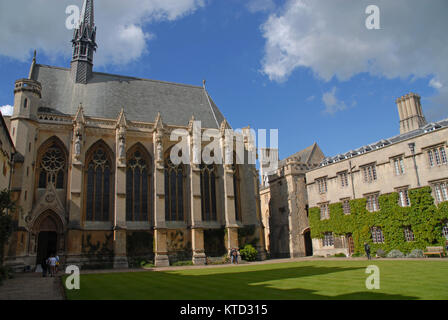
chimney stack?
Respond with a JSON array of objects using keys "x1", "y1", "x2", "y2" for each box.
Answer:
[{"x1": 395, "y1": 93, "x2": 426, "y2": 134}]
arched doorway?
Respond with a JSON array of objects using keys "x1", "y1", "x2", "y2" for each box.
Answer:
[
  {"x1": 33, "y1": 211, "x2": 63, "y2": 266},
  {"x1": 303, "y1": 228, "x2": 313, "y2": 256}
]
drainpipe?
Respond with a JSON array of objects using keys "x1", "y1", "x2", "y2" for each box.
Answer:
[
  {"x1": 349, "y1": 160, "x2": 356, "y2": 199},
  {"x1": 408, "y1": 142, "x2": 421, "y2": 187}
]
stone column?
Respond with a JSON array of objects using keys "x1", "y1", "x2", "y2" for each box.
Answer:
[
  {"x1": 220, "y1": 126, "x2": 240, "y2": 254},
  {"x1": 253, "y1": 168, "x2": 267, "y2": 260},
  {"x1": 153, "y1": 129, "x2": 169, "y2": 267},
  {"x1": 189, "y1": 126, "x2": 206, "y2": 265},
  {"x1": 223, "y1": 164, "x2": 239, "y2": 253},
  {"x1": 67, "y1": 119, "x2": 84, "y2": 264},
  {"x1": 113, "y1": 123, "x2": 128, "y2": 268}
]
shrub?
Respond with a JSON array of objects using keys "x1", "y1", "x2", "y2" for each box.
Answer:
[
  {"x1": 240, "y1": 244, "x2": 258, "y2": 261},
  {"x1": 333, "y1": 253, "x2": 346, "y2": 257},
  {"x1": 376, "y1": 249, "x2": 386, "y2": 258},
  {"x1": 387, "y1": 249, "x2": 405, "y2": 258},
  {"x1": 406, "y1": 249, "x2": 424, "y2": 258},
  {"x1": 171, "y1": 260, "x2": 193, "y2": 267}
]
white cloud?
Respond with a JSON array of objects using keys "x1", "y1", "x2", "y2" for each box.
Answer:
[
  {"x1": 306, "y1": 95, "x2": 315, "y2": 102},
  {"x1": 0, "y1": 105, "x2": 14, "y2": 116},
  {"x1": 322, "y1": 87, "x2": 347, "y2": 115},
  {"x1": 260, "y1": 0, "x2": 448, "y2": 119},
  {"x1": 0, "y1": 0, "x2": 205, "y2": 66},
  {"x1": 429, "y1": 78, "x2": 443, "y2": 89}
]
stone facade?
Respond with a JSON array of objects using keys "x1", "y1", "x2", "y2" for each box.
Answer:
[
  {"x1": 306, "y1": 93, "x2": 448, "y2": 256},
  {"x1": 0, "y1": 111, "x2": 15, "y2": 191},
  {"x1": 260, "y1": 143, "x2": 324, "y2": 258},
  {"x1": 2, "y1": 0, "x2": 266, "y2": 271}
]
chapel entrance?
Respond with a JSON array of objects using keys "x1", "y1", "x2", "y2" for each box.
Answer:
[
  {"x1": 33, "y1": 212, "x2": 63, "y2": 266},
  {"x1": 36, "y1": 232, "x2": 57, "y2": 265}
]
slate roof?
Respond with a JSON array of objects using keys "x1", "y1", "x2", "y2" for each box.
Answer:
[
  {"x1": 30, "y1": 64, "x2": 226, "y2": 128},
  {"x1": 278, "y1": 142, "x2": 322, "y2": 168},
  {"x1": 319, "y1": 119, "x2": 448, "y2": 167}
]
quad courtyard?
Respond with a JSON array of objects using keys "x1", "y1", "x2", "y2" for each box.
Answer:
[{"x1": 57, "y1": 258, "x2": 447, "y2": 300}]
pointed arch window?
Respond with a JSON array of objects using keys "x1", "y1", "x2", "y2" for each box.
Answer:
[
  {"x1": 126, "y1": 146, "x2": 151, "y2": 222},
  {"x1": 164, "y1": 155, "x2": 185, "y2": 222},
  {"x1": 233, "y1": 164, "x2": 242, "y2": 222},
  {"x1": 37, "y1": 140, "x2": 67, "y2": 190},
  {"x1": 200, "y1": 164, "x2": 217, "y2": 221},
  {"x1": 85, "y1": 143, "x2": 114, "y2": 222}
]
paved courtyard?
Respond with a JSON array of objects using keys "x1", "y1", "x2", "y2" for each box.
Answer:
[{"x1": 0, "y1": 273, "x2": 64, "y2": 300}]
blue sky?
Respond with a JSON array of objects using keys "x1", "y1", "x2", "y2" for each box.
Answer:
[{"x1": 0, "y1": 0, "x2": 447, "y2": 160}]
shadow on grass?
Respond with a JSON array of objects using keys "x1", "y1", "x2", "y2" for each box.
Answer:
[{"x1": 66, "y1": 264, "x2": 418, "y2": 300}]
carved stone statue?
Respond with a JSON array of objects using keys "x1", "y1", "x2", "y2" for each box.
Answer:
[
  {"x1": 118, "y1": 135, "x2": 126, "y2": 160},
  {"x1": 74, "y1": 130, "x2": 82, "y2": 161},
  {"x1": 156, "y1": 139, "x2": 163, "y2": 162}
]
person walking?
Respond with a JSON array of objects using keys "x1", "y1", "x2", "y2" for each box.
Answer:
[
  {"x1": 364, "y1": 242, "x2": 371, "y2": 260},
  {"x1": 230, "y1": 248, "x2": 235, "y2": 264},
  {"x1": 55, "y1": 255, "x2": 60, "y2": 274},
  {"x1": 47, "y1": 254, "x2": 57, "y2": 277},
  {"x1": 41, "y1": 257, "x2": 48, "y2": 278}
]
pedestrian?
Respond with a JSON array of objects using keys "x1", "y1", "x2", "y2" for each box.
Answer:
[
  {"x1": 47, "y1": 254, "x2": 57, "y2": 277},
  {"x1": 445, "y1": 240, "x2": 448, "y2": 257},
  {"x1": 232, "y1": 248, "x2": 238, "y2": 264},
  {"x1": 364, "y1": 242, "x2": 371, "y2": 260},
  {"x1": 236, "y1": 248, "x2": 240, "y2": 264},
  {"x1": 230, "y1": 248, "x2": 235, "y2": 264},
  {"x1": 55, "y1": 254, "x2": 60, "y2": 274},
  {"x1": 41, "y1": 257, "x2": 48, "y2": 278}
]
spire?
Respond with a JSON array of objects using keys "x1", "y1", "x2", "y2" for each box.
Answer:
[
  {"x1": 71, "y1": 0, "x2": 97, "y2": 84},
  {"x1": 28, "y1": 50, "x2": 37, "y2": 79},
  {"x1": 79, "y1": 0, "x2": 94, "y2": 27}
]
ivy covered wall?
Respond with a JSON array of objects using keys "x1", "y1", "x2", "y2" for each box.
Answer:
[{"x1": 309, "y1": 187, "x2": 448, "y2": 255}]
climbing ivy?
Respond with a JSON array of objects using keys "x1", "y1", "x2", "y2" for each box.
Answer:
[{"x1": 309, "y1": 187, "x2": 448, "y2": 255}]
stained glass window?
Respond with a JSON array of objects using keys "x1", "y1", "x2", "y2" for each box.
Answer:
[
  {"x1": 165, "y1": 156, "x2": 185, "y2": 221},
  {"x1": 85, "y1": 144, "x2": 113, "y2": 222},
  {"x1": 37, "y1": 141, "x2": 66, "y2": 190},
  {"x1": 126, "y1": 148, "x2": 151, "y2": 222},
  {"x1": 200, "y1": 164, "x2": 217, "y2": 221}
]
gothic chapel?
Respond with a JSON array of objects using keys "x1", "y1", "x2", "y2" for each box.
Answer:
[{"x1": 3, "y1": 0, "x2": 266, "y2": 270}]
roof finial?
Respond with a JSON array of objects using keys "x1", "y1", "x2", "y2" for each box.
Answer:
[{"x1": 28, "y1": 50, "x2": 37, "y2": 79}]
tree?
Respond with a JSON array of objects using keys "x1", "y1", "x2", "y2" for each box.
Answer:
[{"x1": 0, "y1": 189, "x2": 15, "y2": 265}]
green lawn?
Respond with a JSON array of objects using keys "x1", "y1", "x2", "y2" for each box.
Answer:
[{"x1": 65, "y1": 260, "x2": 448, "y2": 300}]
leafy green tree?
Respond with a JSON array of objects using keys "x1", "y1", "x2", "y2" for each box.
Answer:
[{"x1": 0, "y1": 189, "x2": 15, "y2": 265}]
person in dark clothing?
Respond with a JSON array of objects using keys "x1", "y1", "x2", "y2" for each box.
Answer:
[
  {"x1": 445, "y1": 240, "x2": 448, "y2": 257},
  {"x1": 41, "y1": 257, "x2": 48, "y2": 277},
  {"x1": 364, "y1": 242, "x2": 371, "y2": 260}
]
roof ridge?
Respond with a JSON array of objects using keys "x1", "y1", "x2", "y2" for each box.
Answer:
[{"x1": 35, "y1": 64, "x2": 204, "y2": 89}]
